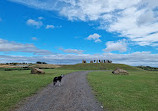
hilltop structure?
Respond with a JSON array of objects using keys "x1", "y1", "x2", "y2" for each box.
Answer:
[
  {"x1": 82, "y1": 60, "x2": 87, "y2": 63},
  {"x1": 82, "y1": 60, "x2": 112, "y2": 64}
]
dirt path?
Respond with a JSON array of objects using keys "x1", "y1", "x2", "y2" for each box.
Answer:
[{"x1": 15, "y1": 71, "x2": 104, "y2": 111}]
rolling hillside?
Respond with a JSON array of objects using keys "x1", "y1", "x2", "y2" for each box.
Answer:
[{"x1": 58, "y1": 63, "x2": 142, "y2": 71}]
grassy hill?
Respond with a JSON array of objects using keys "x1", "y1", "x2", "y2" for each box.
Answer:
[{"x1": 58, "y1": 63, "x2": 141, "y2": 71}]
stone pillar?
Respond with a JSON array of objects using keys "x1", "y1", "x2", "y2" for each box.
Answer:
[
  {"x1": 90, "y1": 61, "x2": 93, "y2": 63},
  {"x1": 82, "y1": 60, "x2": 86, "y2": 63}
]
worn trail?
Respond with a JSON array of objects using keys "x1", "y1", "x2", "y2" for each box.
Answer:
[{"x1": 15, "y1": 71, "x2": 103, "y2": 111}]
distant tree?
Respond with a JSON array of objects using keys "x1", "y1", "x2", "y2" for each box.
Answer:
[
  {"x1": 12, "y1": 63, "x2": 17, "y2": 65},
  {"x1": 36, "y1": 61, "x2": 42, "y2": 64},
  {"x1": 36, "y1": 61, "x2": 47, "y2": 64},
  {"x1": 42, "y1": 62, "x2": 47, "y2": 64}
]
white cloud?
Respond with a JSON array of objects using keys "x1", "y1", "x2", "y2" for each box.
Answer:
[
  {"x1": 102, "y1": 51, "x2": 158, "y2": 66},
  {"x1": 32, "y1": 37, "x2": 37, "y2": 40},
  {"x1": 0, "y1": 38, "x2": 52, "y2": 55},
  {"x1": 10, "y1": 0, "x2": 158, "y2": 46},
  {"x1": 26, "y1": 19, "x2": 43, "y2": 28},
  {"x1": 103, "y1": 39, "x2": 127, "y2": 52},
  {"x1": 38, "y1": 17, "x2": 44, "y2": 20},
  {"x1": 1, "y1": 51, "x2": 158, "y2": 67},
  {"x1": 46, "y1": 25, "x2": 54, "y2": 29},
  {"x1": 59, "y1": 48, "x2": 84, "y2": 54},
  {"x1": 86, "y1": 33, "x2": 101, "y2": 42},
  {"x1": 9, "y1": 0, "x2": 59, "y2": 11}
]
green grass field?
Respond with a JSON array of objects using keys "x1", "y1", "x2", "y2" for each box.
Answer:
[
  {"x1": 59, "y1": 63, "x2": 142, "y2": 71},
  {"x1": 88, "y1": 71, "x2": 158, "y2": 111},
  {"x1": 1, "y1": 63, "x2": 157, "y2": 111},
  {"x1": 0, "y1": 69, "x2": 77, "y2": 111}
]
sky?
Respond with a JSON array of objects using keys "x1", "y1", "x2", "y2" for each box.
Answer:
[{"x1": 0, "y1": 0, "x2": 158, "y2": 66}]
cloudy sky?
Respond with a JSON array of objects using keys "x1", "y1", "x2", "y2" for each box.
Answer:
[{"x1": 0, "y1": 0, "x2": 158, "y2": 66}]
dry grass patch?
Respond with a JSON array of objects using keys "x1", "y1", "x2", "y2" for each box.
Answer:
[{"x1": 32, "y1": 64, "x2": 61, "y2": 69}]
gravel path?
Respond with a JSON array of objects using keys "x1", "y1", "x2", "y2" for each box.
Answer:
[{"x1": 14, "y1": 71, "x2": 104, "y2": 111}]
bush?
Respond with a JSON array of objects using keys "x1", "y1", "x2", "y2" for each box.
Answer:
[
  {"x1": 137, "y1": 66, "x2": 158, "y2": 71},
  {"x1": 3, "y1": 67, "x2": 31, "y2": 71}
]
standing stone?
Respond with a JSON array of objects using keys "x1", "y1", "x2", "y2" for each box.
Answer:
[
  {"x1": 112, "y1": 68, "x2": 128, "y2": 75},
  {"x1": 31, "y1": 68, "x2": 45, "y2": 74},
  {"x1": 82, "y1": 60, "x2": 86, "y2": 63}
]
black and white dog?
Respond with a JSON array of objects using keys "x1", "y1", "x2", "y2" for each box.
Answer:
[{"x1": 53, "y1": 75, "x2": 64, "y2": 86}]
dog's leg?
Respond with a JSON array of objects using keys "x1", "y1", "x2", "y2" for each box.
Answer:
[
  {"x1": 60, "y1": 82, "x2": 62, "y2": 86},
  {"x1": 54, "y1": 81, "x2": 57, "y2": 86}
]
